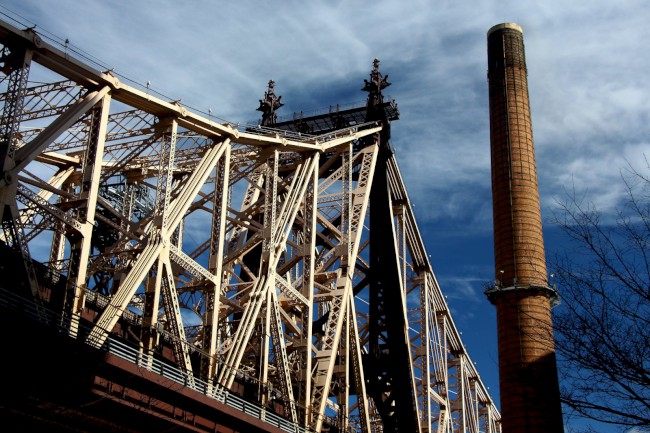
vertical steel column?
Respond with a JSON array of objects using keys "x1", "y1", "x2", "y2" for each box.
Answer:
[
  {"x1": 259, "y1": 150, "x2": 278, "y2": 406},
  {"x1": 154, "y1": 118, "x2": 177, "y2": 233},
  {"x1": 0, "y1": 44, "x2": 31, "y2": 176},
  {"x1": 0, "y1": 43, "x2": 43, "y2": 306},
  {"x1": 337, "y1": 316, "x2": 350, "y2": 431},
  {"x1": 33, "y1": 169, "x2": 75, "y2": 285},
  {"x1": 419, "y1": 275, "x2": 433, "y2": 433},
  {"x1": 141, "y1": 119, "x2": 177, "y2": 360},
  {"x1": 311, "y1": 145, "x2": 353, "y2": 433},
  {"x1": 48, "y1": 217, "x2": 67, "y2": 278},
  {"x1": 64, "y1": 93, "x2": 111, "y2": 336},
  {"x1": 367, "y1": 93, "x2": 420, "y2": 433},
  {"x1": 202, "y1": 144, "x2": 230, "y2": 383},
  {"x1": 111, "y1": 183, "x2": 136, "y2": 294},
  {"x1": 298, "y1": 154, "x2": 317, "y2": 427},
  {"x1": 311, "y1": 143, "x2": 377, "y2": 432},
  {"x1": 161, "y1": 253, "x2": 195, "y2": 384},
  {"x1": 141, "y1": 255, "x2": 163, "y2": 366},
  {"x1": 486, "y1": 22, "x2": 564, "y2": 433},
  {"x1": 347, "y1": 292, "x2": 372, "y2": 433},
  {"x1": 359, "y1": 58, "x2": 423, "y2": 432}
]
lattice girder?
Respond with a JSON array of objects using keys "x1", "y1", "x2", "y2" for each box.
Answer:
[{"x1": 0, "y1": 18, "x2": 501, "y2": 433}]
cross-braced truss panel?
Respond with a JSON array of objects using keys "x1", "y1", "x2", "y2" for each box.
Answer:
[{"x1": 0, "y1": 20, "x2": 500, "y2": 433}]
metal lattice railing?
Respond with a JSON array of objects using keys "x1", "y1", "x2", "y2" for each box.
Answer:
[{"x1": 0, "y1": 286, "x2": 313, "y2": 433}]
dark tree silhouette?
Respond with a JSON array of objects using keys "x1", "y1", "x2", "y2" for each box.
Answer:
[{"x1": 550, "y1": 161, "x2": 650, "y2": 432}]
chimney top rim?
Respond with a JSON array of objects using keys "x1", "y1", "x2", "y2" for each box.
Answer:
[{"x1": 488, "y1": 22, "x2": 523, "y2": 36}]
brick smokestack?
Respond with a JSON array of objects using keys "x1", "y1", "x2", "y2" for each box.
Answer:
[{"x1": 486, "y1": 23, "x2": 564, "y2": 433}]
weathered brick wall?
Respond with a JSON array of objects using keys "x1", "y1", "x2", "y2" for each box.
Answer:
[
  {"x1": 488, "y1": 23, "x2": 547, "y2": 289},
  {"x1": 487, "y1": 23, "x2": 564, "y2": 433}
]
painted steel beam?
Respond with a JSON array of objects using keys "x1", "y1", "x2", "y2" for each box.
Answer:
[{"x1": 0, "y1": 15, "x2": 503, "y2": 433}]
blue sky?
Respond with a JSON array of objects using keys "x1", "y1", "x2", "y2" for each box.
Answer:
[{"x1": 2, "y1": 1, "x2": 648, "y2": 431}]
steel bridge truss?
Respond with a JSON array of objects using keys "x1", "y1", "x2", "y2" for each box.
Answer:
[{"x1": 0, "y1": 19, "x2": 500, "y2": 433}]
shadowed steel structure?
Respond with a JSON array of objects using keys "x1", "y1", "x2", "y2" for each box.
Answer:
[
  {"x1": 485, "y1": 22, "x2": 564, "y2": 433},
  {"x1": 0, "y1": 16, "x2": 500, "y2": 433}
]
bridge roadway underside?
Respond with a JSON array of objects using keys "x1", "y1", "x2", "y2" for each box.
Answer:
[{"x1": 0, "y1": 305, "x2": 288, "y2": 433}]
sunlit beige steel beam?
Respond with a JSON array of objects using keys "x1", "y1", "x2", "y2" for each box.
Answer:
[
  {"x1": 0, "y1": 16, "x2": 503, "y2": 433},
  {"x1": 63, "y1": 93, "x2": 111, "y2": 337}
]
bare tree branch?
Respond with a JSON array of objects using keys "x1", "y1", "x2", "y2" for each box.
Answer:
[{"x1": 549, "y1": 160, "x2": 650, "y2": 432}]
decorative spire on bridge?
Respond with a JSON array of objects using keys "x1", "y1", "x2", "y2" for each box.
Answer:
[
  {"x1": 257, "y1": 79, "x2": 284, "y2": 126},
  {"x1": 363, "y1": 59, "x2": 393, "y2": 150},
  {"x1": 363, "y1": 58, "x2": 390, "y2": 113}
]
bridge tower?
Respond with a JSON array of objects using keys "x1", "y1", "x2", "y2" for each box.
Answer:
[
  {"x1": 365, "y1": 58, "x2": 420, "y2": 432},
  {"x1": 485, "y1": 23, "x2": 564, "y2": 433}
]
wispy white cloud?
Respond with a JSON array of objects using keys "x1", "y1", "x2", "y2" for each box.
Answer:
[{"x1": 443, "y1": 276, "x2": 486, "y2": 304}]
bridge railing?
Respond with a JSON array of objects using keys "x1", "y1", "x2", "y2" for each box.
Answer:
[
  {"x1": 0, "y1": 286, "x2": 312, "y2": 433},
  {"x1": 241, "y1": 120, "x2": 380, "y2": 145}
]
